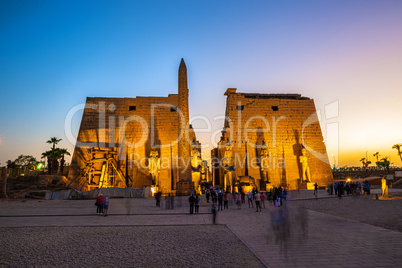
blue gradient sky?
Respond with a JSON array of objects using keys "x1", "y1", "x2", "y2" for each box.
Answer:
[{"x1": 1, "y1": 0, "x2": 402, "y2": 167}]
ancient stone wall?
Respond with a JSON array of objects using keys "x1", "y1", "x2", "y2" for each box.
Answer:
[
  {"x1": 68, "y1": 95, "x2": 196, "y2": 193},
  {"x1": 215, "y1": 88, "x2": 333, "y2": 190}
]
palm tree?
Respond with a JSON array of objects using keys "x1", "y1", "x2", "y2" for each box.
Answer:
[
  {"x1": 56, "y1": 148, "x2": 70, "y2": 174},
  {"x1": 42, "y1": 149, "x2": 61, "y2": 175},
  {"x1": 392, "y1": 144, "x2": 402, "y2": 162},
  {"x1": 41, "y1": 150, "x2": 53, "y2": 174},
  {"x1": 373, "y1": 152, "x2": 380, "y2": 168},
  {"x1": 47, "y1": 137, "x2": 62, "y2": 152},
  {"x1": 380, "y1": 157, "x2": 390, "y2": 173},
  {"x1": 360, "y1": 157, "x2": 366, "y2": 168}
]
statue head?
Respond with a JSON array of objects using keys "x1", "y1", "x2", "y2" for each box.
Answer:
[
  {"x1": 150, "y1": 148, "x2": 159, "y2": 158},
  {"x1": 191, "y1": 146, "x2": 200, "y2": 157},
  {"x1": 224, "y1": 143, "x2": 233, "y2": 158}
]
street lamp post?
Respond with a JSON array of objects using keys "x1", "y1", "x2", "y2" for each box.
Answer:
[
  {"x1": 332, "y1": 154, "x2": 335, "y2": 169},
  {"x1": 366, "y1": 151, "x2": 368, "y2": 169}
]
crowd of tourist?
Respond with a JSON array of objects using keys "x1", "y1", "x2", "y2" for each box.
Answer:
[
  {"x1": 186, "y1": 186, "x2": 289, "y2": 216},
  {"x1": 327, "y1": 181, "x2": 371, "y2": 199}
]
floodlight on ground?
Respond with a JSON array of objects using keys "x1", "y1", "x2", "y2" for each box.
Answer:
[{"x1": 37, "y1": 163, "x2": 44, "y2": 170}]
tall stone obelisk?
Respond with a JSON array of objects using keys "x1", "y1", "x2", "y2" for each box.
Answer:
[{"x1": 178, "y1": 58, "x2": 191, "y2": 182}]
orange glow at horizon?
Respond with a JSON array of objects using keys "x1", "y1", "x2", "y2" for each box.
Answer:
[{"x1": 330, "y1": 147, "x2": 402, "y2": 168}]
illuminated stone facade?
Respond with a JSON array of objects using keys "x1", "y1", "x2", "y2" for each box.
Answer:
[
  {"x1": 69, "y1": 60, "x2": 333, "y2": 193},
  {"x1": 212, "y1": 88, "x2": 333, "y2": 191},
  {"x1": 68, "y1": 59, "x2": 196, "y2": 193}
]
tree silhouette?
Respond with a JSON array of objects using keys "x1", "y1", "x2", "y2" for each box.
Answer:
[
  {"x1": 392, "y1": 144, "x2": 402, "y2": 162},
  {"x1": 360, "y1": 157, "x2": 366, "y2": 168},
  {"x1": 373, "y1": 152, "x2": 380, "y2": 167},
  {"x1": 46, "y1": 137, "x2": 62, "y2": 152},
  {"x1": 380, "y1": 157, "x2": 390, "y2": 173}
]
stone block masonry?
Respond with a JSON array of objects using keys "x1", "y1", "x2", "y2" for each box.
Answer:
[
  {"x1": 68, "y1": 59, "x2": 196, "y2": 193},
  {"x1": 68, "y1": 60, "x2": 333, "y2": 193},
  {"x1": 214, "y1": 88, "x2": 333, "y2": 190}
]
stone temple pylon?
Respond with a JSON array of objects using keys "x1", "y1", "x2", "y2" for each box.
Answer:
[{"x1": 178, "y1": 58, "x2": 191, "y2": 182}]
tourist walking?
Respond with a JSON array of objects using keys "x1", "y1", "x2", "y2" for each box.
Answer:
[
  {"x1": 241, "y1": 190, "x2": 245, "y2": 204},
  {"x1": 268, "y1": 190, "x2": 273, "y2": 204},
  {"x1": 211, "y1": 198, "x2": 218, "y2": 224},
  {"x1": 96, "y1": 193, "x2": 104, "y2": 215},
  {"x1": 103, "y1": 195, "x2": 110, "y2": 216},
  {"x1": 247, "y1": 191, "x2": 254, "y2": 208},
  {"x1": 313, "y1": 182, "x2": 318, "y2": 196},
  {"x1": 223, "y1": 192, "x2": 229, "y2": 209},
  {"x1": 194, "y1": 194, "x2": 200, "y2": 214},
  {"x1": 338, "y1": 182, "x2": 343, "y2": 199},
  {"x1": 255, "y1": 191, "x2": 261, "y2": 212},
  {"x1": 277, "y1": 194, "x2": 282, "y2": 207},
  {"x1": 345, "y1": 183, "x2": 351, "y2": 195},
  {"x1": 236, "y1": 192, "x2": 241, "y2": 209},
  {"x1": 189, "y1": 194, "x2": 195, "y2": 214},
  {"x1": 155, "y1": 192, "x2": 161, "y2": 207},
  {"x1": 260, "y1": 192, "x2": 266, "y2": 208},
  {"x1": 206, "y1": 189, "x2": 210, "y2": 203},
  {"x1": 273, "y1": 190, "x2": 277, "y2": 207},
  {"x1": 218, "y1": 190, "x2": 224, "y2": 211}
]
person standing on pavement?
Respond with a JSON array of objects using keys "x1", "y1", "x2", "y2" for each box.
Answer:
[
  {"x1": 268, "y1": 189, "x2": 273, "y2": 204},
  {"x1": 260, "y1": 192, "x2": 266, "y2": 208},
  {"x1": 247, "y1": 191, "x2": 254, "y2": 208},
  {"x1": 255, "y1": 191, "x2": 261, "y2": 212},
  {"x1": 223, "y1": 192, "x2": 229, "y2": 209},
  {"x1": 273, "y1": 190, "x2": 277, "y2": 207},
  {"x1": 218, "y1": 190, "x2": 224, "y2": 211},
  {"x1": 103, "y1": 195, "x2": 110, "y2": 217},
  {"x1": 314, "y1": 182, "x2": 318, "y2": 196},
  {"x1": 189, "y1": 194, "x2": 195, "y2": 214},
  {"x1": 211, "y1": 198, "x2": 218, "y2": 224},
  {"x1": 155, "y1": 192, "x2": 161, "y2": 207},
  {"x1": 236, "y1": 192, "x2": 242, "y2": 209},
  {"x1": 96, "y1": 193, "x2": 104, "y2": 215},
  {"x1": 194, "y1": 194, "x2": 200, "y2": 214},
  {"x1": 338, "y1": 182, "x2": 343, "y2": 199}
]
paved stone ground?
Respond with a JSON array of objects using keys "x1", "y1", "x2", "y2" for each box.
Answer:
[
  {"x1": 1, "y1": 190, "x2": 402, "y2": 267},
  {"x1": 0, "y1": 225, "x2": 265, "y2": 268}
]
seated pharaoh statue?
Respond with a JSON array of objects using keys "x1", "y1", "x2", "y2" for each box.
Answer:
[
  {"x1": 191, "y1": 144, "x2": 203, "y2": 192},
  {"x1": 222, "y1": 139, "x2": 235, "y2": 192}
]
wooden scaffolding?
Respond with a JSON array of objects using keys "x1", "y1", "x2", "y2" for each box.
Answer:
[{"x1": 81, "y1": 148, "x2": 127, "y2": 190}]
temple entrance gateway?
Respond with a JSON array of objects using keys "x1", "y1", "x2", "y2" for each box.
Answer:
[{"x1": 68, "y1": 61, "x2": 333, "y2": 193}]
